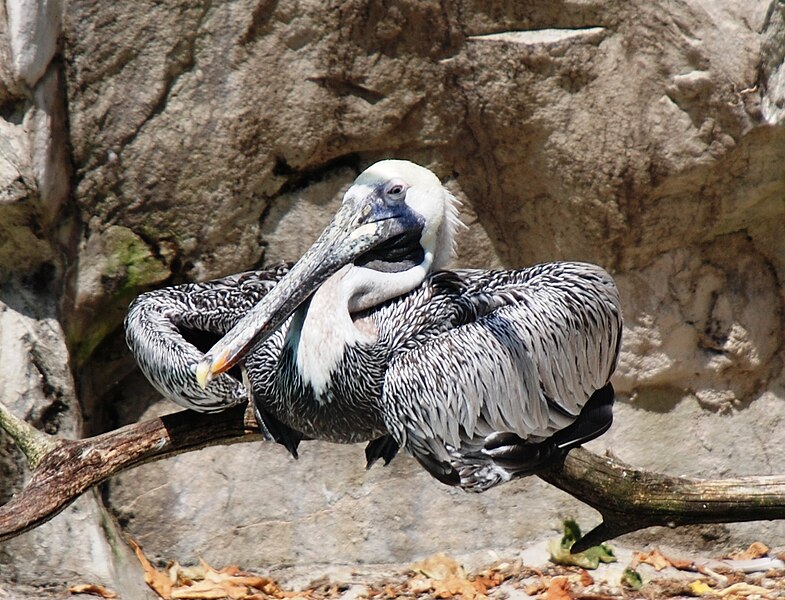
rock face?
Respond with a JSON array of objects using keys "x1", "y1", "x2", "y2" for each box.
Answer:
[{"x1": 1, "y1": 0, "x2": 784, "y2": 595}]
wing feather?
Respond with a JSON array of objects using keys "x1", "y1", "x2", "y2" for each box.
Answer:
[
  {"x1": 124, "y1": 267, "x2": 290, "y2": 411},
  {"x1": 380, "y1": 262, "x2": 622, "y2": 486}
]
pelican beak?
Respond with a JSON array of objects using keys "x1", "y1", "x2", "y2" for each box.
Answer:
[{"x1": 194, "y1": 197, "x2": 416, "y2": 389}]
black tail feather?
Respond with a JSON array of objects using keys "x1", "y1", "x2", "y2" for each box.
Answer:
[
  {"x1": 551, "y1": 382, "x2": 614, "y2": 451},
  {"x1": 481, "y1": 382, "x2": 615, "y2": 477},
  {"x1": 253, "y1": 403, "x2": 304, "y2": 460},
  {"x1": 365, "y1": 435, "x2": 400, "y2": 469}
]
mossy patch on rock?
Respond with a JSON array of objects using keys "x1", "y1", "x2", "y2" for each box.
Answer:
[
  {"x1": 104, "y1": 225, "x2": 171, "y2": 293},
  {"x1": 68, "y1": 225, "x2": 171, "y2": 366}
]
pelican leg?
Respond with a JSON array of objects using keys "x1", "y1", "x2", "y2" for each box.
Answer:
[{"x1": 238, "y1": 364, "x2": 273, "y2": 441}]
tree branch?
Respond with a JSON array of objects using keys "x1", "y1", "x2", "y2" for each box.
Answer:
[
  {"x1": 0, "y1": 403, "x2": 262, "y2": 542},
  {"x1": 2, "y1": 401, "x2": 785, "y2": 548},
  {"x1": 539, "y1": 448, "x2": 785, "y2": 552},
  {"x1": 0, "y1": 401, "x2": 61, "y2": 469}
]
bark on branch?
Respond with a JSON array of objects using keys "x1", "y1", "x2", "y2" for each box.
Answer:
[
  {"x1": 2, "y1": 401, "x2": 785, "y2": 548},
  {"x1": 0, "y1": 403, "x2": 262, "y2": 542},
  {"x1": 539, "y1": 450, "x2": 785, "y2": 552}
]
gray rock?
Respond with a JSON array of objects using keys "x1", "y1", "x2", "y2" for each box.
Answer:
[
  {"x1": 5, "y1": 0, "x2": 62, "y2": 87},
  {"x1": 0, "y1": 287, "x2": 152, "y2": 598}
]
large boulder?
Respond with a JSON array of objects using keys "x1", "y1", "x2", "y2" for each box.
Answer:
[{"x1": 0, "y1": 0, "x2": 783, "y2": 595}]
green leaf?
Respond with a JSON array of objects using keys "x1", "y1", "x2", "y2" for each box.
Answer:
[
  {"x1": 547, "y1": 519, "x2": 617, "y2": 570},
  {"x1": 621, "y1": 567, "x2": 643, "y2": 590},
  {"x1": 561, "y1": 519, "x2": 583, "y2": 549}
]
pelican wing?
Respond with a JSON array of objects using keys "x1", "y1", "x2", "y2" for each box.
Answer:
[
  {"x1": 124, "y1": 266, "x2": 290, "y2": 411},
  {"x1": 380, "y1": 262, "x2": 622, "y2": 490}
]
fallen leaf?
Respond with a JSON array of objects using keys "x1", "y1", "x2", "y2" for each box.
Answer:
[
  {"x1": 472, "y1": 574, "x2": 499, "y2": 594},
  {"x1": 717, "y1": 582, "x2": 776, "y2": 597},
  {"x1": 409, "y1": 554, "x2": 484, "y2": 599},
  {"x1": 129, "y1": 539, "x2": 174, "y2": 599},
  {"x1": 68, "y1": 583, "x2": 118, "y2": 598},
  {"x1": 620, "y1": 567, "x2": 643, "y2": 591},
  {"x1": 578, "y1": 569, "x2": 594, "y2": 587},
  {"x1": 728, "y1": 542, "x2": 769, "y2": 561},
  {"x1": 666, "y1": 556, "x2": 699, "y2": 571},
  {"x1": 169, "y1": 562, "x2": 191, "y2": 586},
  {"x1": 407, "y1": 575, "x2": 433, "y2": 594},
  {"x1": 543, "y1": 576, "x2": 573, "y2": 600},
  {"x1": 637, "y1": 550, "x2": 700, "y2": 572},
  {"x1": 688, "y1": 580, "x2": 713, "y2": 596},
  {"x1": 472, "y1": 560, "x2": 520, "y2": 591},
  {"x1": 174, "y1": 557, "x2": 285, "y2": 600},
  {"x1": 217, "y1": 564, "x2": 242, "y2": 576},
  {"x1": 523, "y1": 577, "x2": 546, "y2": 596},
  {"x1": 432, "y1": 577, "x2": 481, "y2": 599},
  {"x1": 171, "y1": 582, "x2": 234, "y2": 600},
  {"x1": 633, "y1": 549, "x2": 672, "y2": 571},
  {"x1": 411, "y1": 553, "x2": 465, "y2": 580},
  {"x1": 547, "y1": 520, "x2": 616, "y2": 570}
]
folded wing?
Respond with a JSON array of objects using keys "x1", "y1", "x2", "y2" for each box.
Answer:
[
  {"x1": 381, "y1": 262, "x2": 622, "y2": 491},
  {"x1": 124, "y1": 267, "x2": 289, "y2": 412}
]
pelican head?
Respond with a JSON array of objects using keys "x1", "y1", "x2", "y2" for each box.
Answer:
[{"x1": 195, "y1": 160, "x2": 461, "y2": 387}]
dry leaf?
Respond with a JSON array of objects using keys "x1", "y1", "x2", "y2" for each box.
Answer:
[
  {"x1": 473, "y1": 562, "x2": 515, "y2": 590},
  {"x1": 688, "y1": 580, "x2": 713, "y2": 596},
  {"x1": 217, "y1": 564, "x2": 242, "y2": 576},
  {"x1": 129, "y1": 539, "x2": 174, "y2": 599},
  {"x1": 68, "y1": 583, "x2": 118, "y2": 598},
  {"x1": 543, "y1": 576, "x2": 573, "y2": 600},
  {"x1": 578, "y1": 569, "x2": 594, "y2": 587},
  {"x1": 634, "y1": 549, "x2": 672, "y2": 571},
  {"x1": 651, "y1": 552, "x2": 698, "y2": 572},
  {"x1": 668, "y1": 557, "x2": 699, "y2": 571},
  {"x1": 410, "y1": 554, "x2": 486, "y2": 599},
  {"x1": 170, "y1": 562, "x2": 194, "y2": 586},
  {"x1": 472, "y1": 575, "x2": 499, "y2": 594},
  {"x1": 523, "y1": 577, "x2": 546, "y2": 596},
  {"x1": 170, "y1": 557, "x2": 282, "y2": 600},
  {"x1": 129, "y1": 548, "x2": 286, "y2": 600},
  {"x1": 411, "y1": 553, "x2": 465, "y2": 580},
  {"x1": 432, "y1": 577, "x2": 481, "y2": 599},
  {"x1": 728, "y1": 542, "x2": 769, "y2": 561},
  {"x1": 171, "y1": 582, "x2": 234, "y2": 600},
  {"x1": 408, "y1": 575, "x2": 433, "y2": 594}
]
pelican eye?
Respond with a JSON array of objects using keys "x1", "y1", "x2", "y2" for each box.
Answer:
[{"x1": 384, "y1": 180, "x2": 408, "y2": 201}]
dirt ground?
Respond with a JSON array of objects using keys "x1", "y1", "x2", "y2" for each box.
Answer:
[{"x1": 57, "y1": 533, "x2": 785, "y2": 600}]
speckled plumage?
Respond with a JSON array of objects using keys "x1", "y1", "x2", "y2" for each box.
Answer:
[
  {"x1": 127, "y1": 261, "x2": 621, "y2": 491},
  {"x1": 126, "y1": 159, "x2": 623, "y2": 492},
  {"x1": 124, "y1": 266, "x2": 290, "y2": 412}
]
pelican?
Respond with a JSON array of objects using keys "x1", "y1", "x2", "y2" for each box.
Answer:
[{"x1": 127, "y1": 160, "x2": 622, "y2": 492}]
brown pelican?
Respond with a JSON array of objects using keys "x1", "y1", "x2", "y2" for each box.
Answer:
[{"x1": 166, "y1": 159, "x2": 624, "y2": 492}]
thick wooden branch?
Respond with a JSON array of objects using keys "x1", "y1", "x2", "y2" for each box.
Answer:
[
  {"x1": 0, "y1": 404, "x2": 262, "y2": 542},
  {"x1": 0, "y1": 401, "x2": 61, "y2": 469},
  {"x1": 2, "y1": 401, "x2": 785, "y2": 548},
  {"x1": 539, "y1": 449, "x2": 785, "y2": 552}
]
